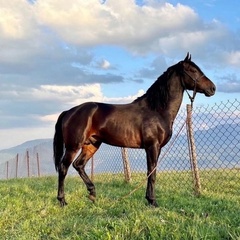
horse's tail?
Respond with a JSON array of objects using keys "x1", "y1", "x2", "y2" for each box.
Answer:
[{"x1": 53, "y1": 111, "x2": 67, "y2": 172}]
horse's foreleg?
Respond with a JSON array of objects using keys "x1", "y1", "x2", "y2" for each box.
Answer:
[
  {"x1": 73, "y1": 144, "x2": 99, "y2": 202},
  {"x1": 57, "y1": 150, "x2": 76, "y2": 206},
  {"x1": 145, "y1": 144, "x2": 161, "y2": 207}
]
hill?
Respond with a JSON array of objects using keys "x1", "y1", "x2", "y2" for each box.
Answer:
[{"x1": 0, "y1": 139, "x2": 52, "y2": 164}]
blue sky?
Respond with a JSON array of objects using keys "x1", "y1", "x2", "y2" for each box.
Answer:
[{"x1": 0, "y1": 0, "x2": 240, "y2": 149}]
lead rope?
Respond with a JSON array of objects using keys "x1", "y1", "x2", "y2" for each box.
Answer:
[{"x1": 116, "y1": 117, "x2": 187, "y2": 202}]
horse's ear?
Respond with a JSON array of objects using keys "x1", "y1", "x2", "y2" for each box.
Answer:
[{"x1": 184, "y1": 52, "x2": 191, "y2": 62}]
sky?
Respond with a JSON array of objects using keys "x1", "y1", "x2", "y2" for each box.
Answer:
[{"x1": 0, "y1": 0, "x2": 240, "y2": 150}]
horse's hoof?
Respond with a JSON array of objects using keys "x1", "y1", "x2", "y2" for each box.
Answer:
[
  {"x1": 147, "y1": 198, "x2": 159, "y2": 207},
  {"x1": 60, "y1": 200, "x2": 68, "y2": 207},
  {"x1": 57, "y1": 197, "x2": 67, "y2": 207},
  {"x1": 150, "y1": 201, "x2": 159, "y2": 207},
  {"x1": 88, "y1": 194, "x2": 96, "y2": 203}
]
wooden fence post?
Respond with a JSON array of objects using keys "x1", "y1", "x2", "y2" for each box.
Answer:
[
  {"x1": 6, "y1": 161, "x2": 9, "y2": 179},
  {"x1": 16, "y1": 154, "x2": 19, "y2": 178},
  {"x1": 26, "y1": 150, "x2": 30, "y2": 177},
  {"x1": 121, "y1": 148, "x2": 131, "y2": 182},
  {"x1": 36, "y1": 152, "x2": 40, "y2": 177},
  {"x1": 91, "y1": 156, "x2": 94, "y2": 182},
  {"x1": 186, "y1": 104, "x2": 201, "y2": 196}
]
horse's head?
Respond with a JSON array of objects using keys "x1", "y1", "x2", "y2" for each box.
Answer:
[{"x1": 180, "y1": 53, "x2": 216, "y2": 97}]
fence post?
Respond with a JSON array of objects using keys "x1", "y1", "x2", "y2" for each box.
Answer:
[
  {"x1": 91, "y1": 156, "x2": 94, "y2": 182},
  {"x1": 186, "y1": 104, "x2": 201, "y2": 196},
  {"x1": 36, "y1": 152, "x2": 40, "y2": 177},
  {"x1": 6, "y1": 161, "x2": 9, "y2": 179},
  {"x1": 16, "y1": 154, "x2": 19, "y2": 178},
  {"x1": 26, "y1": 150, "x2": 30, "y2": 177},
  {"x1": 121, "y1": 148, "x2": 131, "y2": 182}
]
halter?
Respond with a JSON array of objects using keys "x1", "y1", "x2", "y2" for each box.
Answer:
[{"x1": 181, "y1": 70, "x2": 205, "y2": 105}]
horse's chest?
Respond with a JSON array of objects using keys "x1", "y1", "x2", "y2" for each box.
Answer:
[{"x1": 142, "y1": 120, "x2": 172, "y2": 146}]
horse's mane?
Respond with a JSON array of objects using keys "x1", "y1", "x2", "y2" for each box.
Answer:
[{"x1": 134, "y1": 62, "x2": 182, "y2": 111}]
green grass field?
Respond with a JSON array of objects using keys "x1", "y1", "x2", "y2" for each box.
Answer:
[{"x1": 0, "y1": 170, "x2": 239, "y2": 239}]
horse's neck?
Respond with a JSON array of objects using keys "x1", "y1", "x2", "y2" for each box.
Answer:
[
  {"x1": 162, "y1": 75, "x2": 184, "y2": 125},
  {"x1": 134, "y1": 74, "x2": 184, "y2": 125}
]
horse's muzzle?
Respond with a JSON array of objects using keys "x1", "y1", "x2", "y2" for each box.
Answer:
[{"x1": 205, "y1": 84, "x2": 216, "y2": 97}]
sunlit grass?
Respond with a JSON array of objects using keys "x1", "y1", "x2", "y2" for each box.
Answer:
[{"x1": 0, "y1": 169, "x2": 239, "y2": 239}]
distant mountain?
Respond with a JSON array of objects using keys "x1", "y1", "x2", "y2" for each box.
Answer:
[
  {"x1": 0, "y1": 139, "x2": 52, "y2": 164},
  {"x1": 0, "y1": 123, "x2": 239, "y2": 179}
]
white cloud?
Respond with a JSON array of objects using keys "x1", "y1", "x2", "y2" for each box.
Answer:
[
  {"x1": 32, "y1": 0, "x2": 201, "y2": 53},
  {"x1": 35, "y1": 84, "x2": 145, "y2": 106},
  {"x1": 0, "y1": 0, "x2": 36, "y2": 40},
  {"x1": 226, "y1": 51, "x2": 240, "y2": 67},
  {"x1": 1, "y1": 0, "x2": 239, "y2": 62},
  {"x1": 13, "y1": 84, "x2": 105, "y2": 108},
  {"x1": 101, "y1": 59, "x2": 111, "y2": 69},
  {"x1": 38, "y1": 88, "x2": 145, "y2": 124},
  {"x1": 217, "y1": 73, "x2": 240, "y2": 93},
  {"x1": 0, "y1": 82, "x2": 145, "y2": 125},
  {"x1": 39, "y1": 114, "x2": 59, "y2": 123},
  {"x1": 103, "y1": 89, "x2": 145, "y2": 103},
  {"x1": 37, "y1": 84, "x2": 103, "y2": 99}
]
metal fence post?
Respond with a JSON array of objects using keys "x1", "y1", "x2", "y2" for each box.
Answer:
[{"x1": 186, "y1": 104, "x2": 201, "y2": 196}]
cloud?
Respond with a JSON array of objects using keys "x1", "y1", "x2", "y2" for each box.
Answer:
[
  {"x1": 33, "y1": 1, "x2": 201, "y2": 53},
  {"x1": 217, "y1": 73, "x2": 240, "y2": 93},
  {"x1": 0, "y1": 82, "x2": 145, "y2": 129},
  {"x1": 103, "y1": 89, "x2": 145, "y2": 103},
  {"x1": 29, "y1": 0, "x2": 240, "y2": 63},
  {"x1": 0, "y1": 0, "x2": 198, "y2": 50},
  {"x1": 0, "y1": 83, "x2": 102, "y2": 129},
  {"x1": 39, "y1": 88, "x2": 145, "y2": 124},
  {"x1": 93, "y1": 58, "x2": 114, "y2": 70},
  {"x1": 224, "y1": 51, "x2": 240, "y2": 68},
  {"x1": 36, "y1": 84, "x2": 104, "y2": 104},
  {"x1": 0, "y1": 0, "x2": 36, "y2": 40},
  {"x1": 101, "y1": 59, "x2": 111, "y2": 69},
  {"x1": 1, "y1": 0, "x2": 239, "y2": 59},
  {"x1": 1, "y1": 0, "x2": 240, "y2": 77},
  {"x1": 137, "y1": 55, "x2": 168, "y2": 79}
]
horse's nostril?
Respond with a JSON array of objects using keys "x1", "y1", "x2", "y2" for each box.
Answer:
[{"x1": 212, "y1": 85, "x2": 216, "y2": 93}]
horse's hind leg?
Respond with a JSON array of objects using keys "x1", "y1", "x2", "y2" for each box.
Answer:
[
  {"x1": 57, "y1": 149, "x2": 77, "y2": 206},
  {"x1": 73, "y1": 143, "x2": 100, "y2": 202}
]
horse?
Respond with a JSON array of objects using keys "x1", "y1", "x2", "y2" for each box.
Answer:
[{"x1": 53, "y1": 53, "x2": 216, "y2": 207}]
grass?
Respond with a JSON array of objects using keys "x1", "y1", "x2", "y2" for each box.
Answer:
[{"x1": 0, "y1": 170, "x2": 239, "y2": 239}]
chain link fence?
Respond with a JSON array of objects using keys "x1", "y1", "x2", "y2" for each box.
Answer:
[
  {"x1": 85, "y1": 99, "x2": 240, "y2": 197},
  {"x1": 0, "y1": 99, "x2": 239, "y2": 196}
]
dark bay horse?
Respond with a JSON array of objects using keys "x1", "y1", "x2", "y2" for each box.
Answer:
[{"x1": 53, "y1": 53, "x2": 216, "y2": 207}]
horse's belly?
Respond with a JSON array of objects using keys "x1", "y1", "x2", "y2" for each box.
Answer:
[{"x1": 99, "y1": 127, "x2": 142, "y2": 148}]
